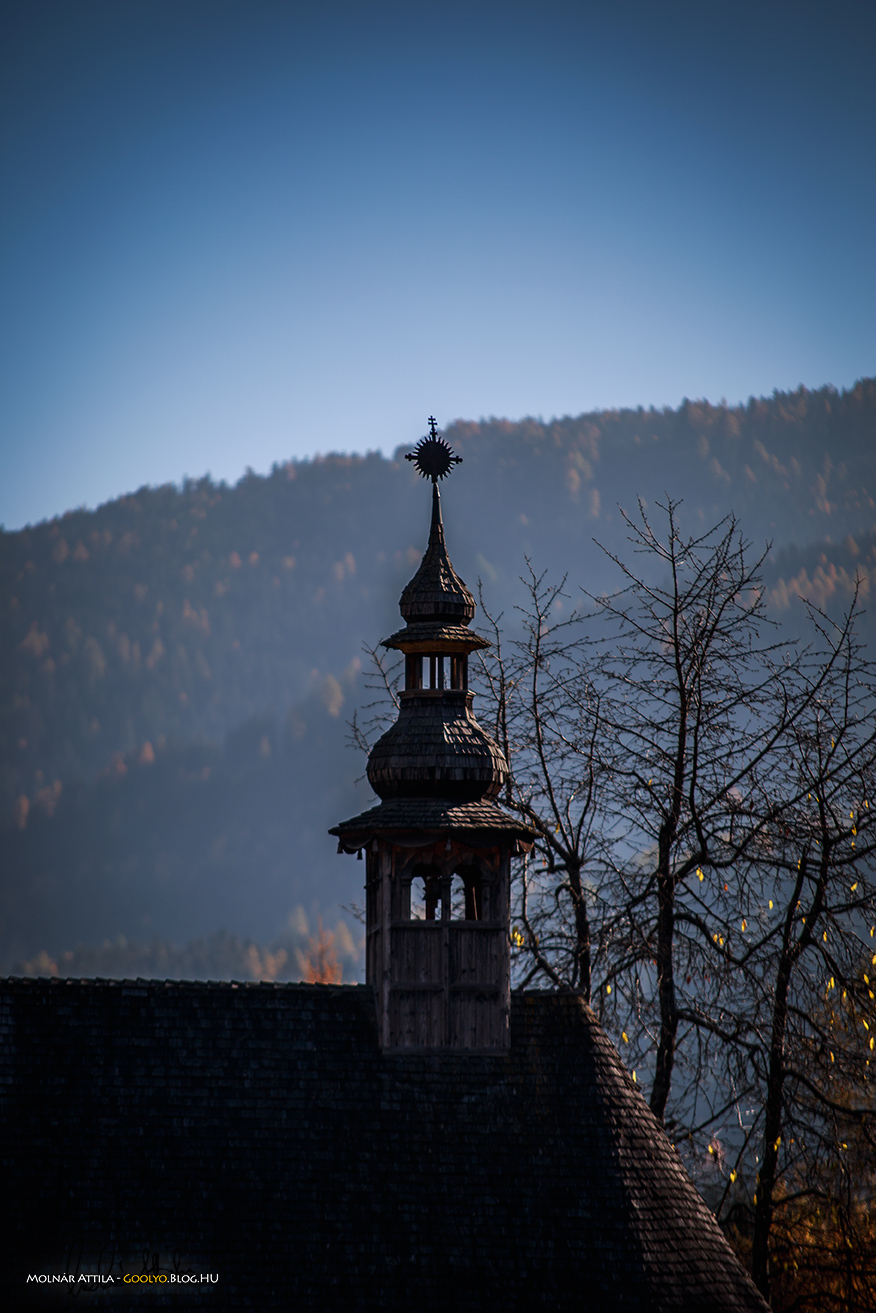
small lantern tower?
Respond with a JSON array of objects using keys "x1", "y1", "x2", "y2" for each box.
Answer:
[{"x1": 331, "y1": 420, "x2": 533, "y2": 1051}]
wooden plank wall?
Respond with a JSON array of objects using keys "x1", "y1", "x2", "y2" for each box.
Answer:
[{"x1": 368, "y1": 839, "x2": 511, "y2": 1051}]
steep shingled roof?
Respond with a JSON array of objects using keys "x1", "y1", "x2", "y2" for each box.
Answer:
[
  {"x1": 1, "y1": 981, "x2": 767, "y2": 1312},
  {"x1": 398, "y1": 482, "x2": 476, "y2": 624}
]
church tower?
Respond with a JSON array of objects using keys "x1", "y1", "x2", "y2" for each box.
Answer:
[{"x1": 331, "y1": 420, "x2": 533, "y2": 1051}]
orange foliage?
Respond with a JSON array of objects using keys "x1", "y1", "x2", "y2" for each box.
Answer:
[{"x1": 299, "y1": 919, "x2": 342, "y2": 984}]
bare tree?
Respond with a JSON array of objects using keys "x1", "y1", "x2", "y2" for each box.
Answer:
[
  {"x1": 347, "y1": 640, "x2": 402, "y2": 764},
  {"x1": 477, "y1": 567, "x2": 608, "y2": 1000},
  {"x1": 486, "y1": 502, "x2": 797, "y2": 1126},
  {"x1": 588, "y1": 500, "x2": 802, "y2": 1124},
  {"x1": 478, "y1": 503, "x2": 876, "y2": 1307}
]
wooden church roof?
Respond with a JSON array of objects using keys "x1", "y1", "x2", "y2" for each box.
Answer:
[{"x1": 2, "y1": 979, "x2": 767, "y2": 1311}]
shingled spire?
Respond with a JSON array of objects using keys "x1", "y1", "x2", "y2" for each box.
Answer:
[
  {"x1": 398, "y1": 481, "x2": 475, "y2": 624},
  {"x1": 331, "y1": 419, "x2": 533, "y2": 1051}
]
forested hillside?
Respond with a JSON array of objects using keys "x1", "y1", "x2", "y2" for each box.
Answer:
[{"x1": 2, "y1": 377, "x2": 874, "y2": 974}]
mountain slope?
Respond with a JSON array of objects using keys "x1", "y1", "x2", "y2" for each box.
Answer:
[{"x1": 2, "y1": 377, "x2": 874, "y2": 968}]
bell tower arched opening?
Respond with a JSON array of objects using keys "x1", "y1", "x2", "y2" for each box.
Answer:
[
  {"x1": 451, "y1": 865, "x2": 483, "y2": 921},
  {"x1": 409, "y1": 864, "x2": 445, "y2": 921}
]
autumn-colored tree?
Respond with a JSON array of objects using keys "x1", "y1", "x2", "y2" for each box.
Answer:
[
  {"x1": 729, "y1": 608, "x2": 876, "y2": 1307},
  {"x1": 299, "y1": 919, "x2": 342, "y2": 985}
]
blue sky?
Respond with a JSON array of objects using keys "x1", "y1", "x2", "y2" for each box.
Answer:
[{"x1": 2, "y1": 0, "x2": 874, "y2": 530}]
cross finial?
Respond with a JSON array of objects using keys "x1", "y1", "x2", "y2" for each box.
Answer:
[{"x1": 405, "y1": 417, "x2": 463, "y2": 483}]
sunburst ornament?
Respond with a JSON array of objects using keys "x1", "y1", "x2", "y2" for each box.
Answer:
[{"x1": 405, "y1": 417, "x2": 462, "y2": 482}]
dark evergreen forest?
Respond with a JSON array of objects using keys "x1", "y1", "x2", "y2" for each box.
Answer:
[{"x1": 2, "y1": 378, "x2": 875, "y2": 975}]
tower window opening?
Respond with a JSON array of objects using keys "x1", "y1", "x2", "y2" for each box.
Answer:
[
  {"x1": 452, "y1": 868, "x2": 483, "y2": 921},
  {"x1": 410, "y1": 866, "x2": 445, "y2": 921},
  {"x1": 428, "y1": 656, "x2": 446, "y2": 689}
]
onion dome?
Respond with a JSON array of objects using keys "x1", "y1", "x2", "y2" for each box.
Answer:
[{"x1": 366, "y1": 689, "x2": 507, "y2": 801}]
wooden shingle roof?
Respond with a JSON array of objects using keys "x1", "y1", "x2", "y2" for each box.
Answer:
[
  {"x1": 381, "y1": 622, "x2": 490, "y2": 653},
  {"x1": 2, "y1": 980, "x2": 767, "y2": 1311},
  {"x1": 331, "y1": 794, "x2": 534, "y2": 847},
  {"x1": 363, "y1": 690, "x2": 510, "y2": 803}
]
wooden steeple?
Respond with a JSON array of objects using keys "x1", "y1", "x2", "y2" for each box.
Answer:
[{"x1": 331, "y1": 420, "x2": 533, "y2": 1051}]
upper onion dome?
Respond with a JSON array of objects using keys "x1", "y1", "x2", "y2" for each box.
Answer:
[{"x1": 399, "y1": 482, "x2": 475, "y2": 624}]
